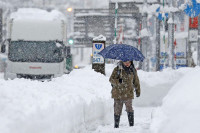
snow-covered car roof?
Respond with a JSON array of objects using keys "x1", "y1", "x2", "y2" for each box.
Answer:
[
  {"x1": 10, "y1": 8, "x2": 66, "y2": 21},
  {"x1": 9, "y1": 8, "x2": 66, "y2": 41}
]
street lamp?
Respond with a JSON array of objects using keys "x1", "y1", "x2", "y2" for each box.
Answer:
[
  {"x1": 66, "y1": 7, "x2": 73, "y2": 43},
  {"x1": 67, "y1": 7, "x2": 73, "y2": 12}
]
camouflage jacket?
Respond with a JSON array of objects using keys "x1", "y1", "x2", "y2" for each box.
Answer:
[{"x1": 109, "y1": 64, "x2": 140, "y2": 100}]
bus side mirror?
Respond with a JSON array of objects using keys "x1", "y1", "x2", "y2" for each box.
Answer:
[{"x1": 1, "y1": 44, "x2": 5, "y2": 53}]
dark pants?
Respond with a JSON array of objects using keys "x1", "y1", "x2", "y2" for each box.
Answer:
[{"x1": 114, "y1": 99, "x2": 133, "y2": 115}]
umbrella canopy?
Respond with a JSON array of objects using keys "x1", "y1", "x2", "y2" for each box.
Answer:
[{"x1": 98, "y1": 44, "x2": 145, "y2": 62}]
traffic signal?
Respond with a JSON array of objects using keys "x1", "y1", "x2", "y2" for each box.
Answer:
[{"x1": 68, "y1": 39, "x2": 74, "y2": 45}]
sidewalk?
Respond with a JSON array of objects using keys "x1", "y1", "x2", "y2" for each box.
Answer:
[{"x1": 88, "y1": 107, "x2": 154, "y2": 133}]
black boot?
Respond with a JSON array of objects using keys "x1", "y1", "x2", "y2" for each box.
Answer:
[
  {"x1": 127, "y1": 112, "x2": 134, "y2": 126},
  {"x1": 114, "y1": 114, "x2": 120, "y2": 128}
]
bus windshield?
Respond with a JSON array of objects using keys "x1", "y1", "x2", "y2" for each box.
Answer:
[{"x1": 8, "y1": 41, "x2": 64, "y2": 63}]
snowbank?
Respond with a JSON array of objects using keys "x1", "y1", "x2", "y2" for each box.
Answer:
[
  {"x1": 0, "y1": 66, "x2": 113, "y2": 133},
  {"x1": 0, "y1": 64, "x2": 196, "y2": 133},
  {"x1": 134, "y1": 67, "x2": 193, "y2": 106},
  {"x1": 150, "y1": 67, "x2": 200, "y2": 133}
]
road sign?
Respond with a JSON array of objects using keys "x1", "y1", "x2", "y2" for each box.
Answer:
[
  {"x1": 176, "y1": 59, "x2": 187, "y2": 65},
  {"x1": 93, "y1": 43, "x2": 104, "y2": 64},
  {"x1": 189, "y1": 29, "x2": 198, "y2": 42},
  {"x1": 189, "y1": 17, "x2": 198, "y2": 29}
]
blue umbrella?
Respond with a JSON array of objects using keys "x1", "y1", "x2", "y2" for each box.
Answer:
[
  {"x1": 98, "y1": 44, "x2": 145, "y2": 62},
  {"x1": 184, "y1": 0, "x2": 200, "y2": 18}
]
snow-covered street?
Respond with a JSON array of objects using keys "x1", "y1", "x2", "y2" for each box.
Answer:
[
  {"x1": 90, "y1": 107, "x2": 154, "y2": 133},
  {"x1": 1, "y1": 64, "x2": 199, "y2": 133},
  {"x1": 1, "y1": 0, "x2": 200, "y2": 133}
]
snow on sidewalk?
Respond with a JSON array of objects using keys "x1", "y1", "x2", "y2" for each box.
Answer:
[
  {"x1": 90, "y1": 107, "x2": 154, "y2": 133},
  {"x1": 0, "y1": 65, "x2": 196, "y2": 133},
  {"x1": 0, "y1": 67, "x2": 113, "y2": 133},
  {"x1": 150, "y1": 67, "x2": 200, "y2": 133}
]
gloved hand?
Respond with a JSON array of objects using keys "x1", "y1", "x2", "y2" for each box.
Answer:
[
  {"x1": 136, "y1": 89, "x2": 140, "y2": 97},
  {"x1": 119, "y1": 78, "x2": 123, "y2": 84}
]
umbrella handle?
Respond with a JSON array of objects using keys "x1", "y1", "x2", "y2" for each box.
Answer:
[
  {"x1": 120, "y1": 68, "x2": 122, "y2": 78},
  {"x1": 119, "y1": 65, "x2": 122, "y2": 78}
]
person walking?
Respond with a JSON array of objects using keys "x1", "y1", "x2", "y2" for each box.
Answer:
[{"x1": 109, "y1": 61, "x2": 141, "y2": 128}]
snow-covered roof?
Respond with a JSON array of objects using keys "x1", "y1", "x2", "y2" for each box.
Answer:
[
  {"x1": 139, "y1": 4, "x2": 179, "y2": 14},
  {"x1": 93, "y1": 35, "x2": 106, "y2": 41},
  {"x1": 140, "y1": 4, "x2": 160, "y2": 14},
  {"x1": 10, "y1": 20, "x2": 64, "y2": 41},
  {"x1": 9, "y1": 8, "x2": 66, "y2": 41},
  {"x1": 10, "y1": 8, "x2": 66, "y2": 21},
  {"x1": 75, "y1": 12, "x2": 108, "y2": 17}
]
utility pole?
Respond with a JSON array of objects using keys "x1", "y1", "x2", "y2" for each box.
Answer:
[
  {"x1": 198, "y1": 15, "x2": 200, "y2": 66},
  {"x1": 113, "y1": 2, "x2": 118, "y2": 44},
  {"x1": 142, "y1": 12, "x2": 149, "y2": 71},
  {"x1": 162, "y1": 0, "x2": 167, "y2": 69},
  {"x1": 67, "y1": 7, "x2": 73, "y2": 38},
  {"x1": 0, "y1": 8, "x2": 2, "y2": 44},
  {"x1": 187, "y1": 19, "x2": 196, "y2": 67},
  {"x1": 141, "y1": 0, "x2": 149, "y2": 71},
  {"x1": 168, "y1": 2, "x2": 175, "y2": 69},
  {"x1": 155, "y1": 0, "x2": 162, "y2": 71},
  {"x1": 156, "y1": 16, "x2": 161, "y2": 71},
  {"x1": 43, "y1": 0, "x2": 45, "y2": 9},
  {"x1": 138, "y1": 18, "x2": 143, "y2": 70}
]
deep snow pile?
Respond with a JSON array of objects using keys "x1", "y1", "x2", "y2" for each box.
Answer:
[
  {"x1": 0, "y1": 66, "x2": 113, "y2": 133},
  {"x1": 150, "y1": 67, "x2": 200, "y2": 133},
  {"x1": 131, "y1": 67, "x2": 193, "y2": 106},
  {"x1": 0, "y1": 64, "x2": 196, "y2": 133}
]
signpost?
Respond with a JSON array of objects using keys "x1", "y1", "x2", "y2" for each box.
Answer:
[
  {"x1": 92, "y1": 35, "x2": 106, "y2": 75},
  {"x1": 92, "y1": 43, "x2": 105, "y2": 64},
  {"x1": 184, "y1": 0, "x2": 200, "y2": 67},
  {"x1": 65, "y1": 46, "x2": 72, "y2": 73}
]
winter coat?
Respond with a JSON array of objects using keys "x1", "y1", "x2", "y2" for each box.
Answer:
[{"x1": 109, "y1": 63, "x2": 140, "y2": 100}]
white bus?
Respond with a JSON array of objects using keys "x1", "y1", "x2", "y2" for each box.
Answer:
[{"x1": 2, "y1": 8, "x2": 68, "y2": 80}]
